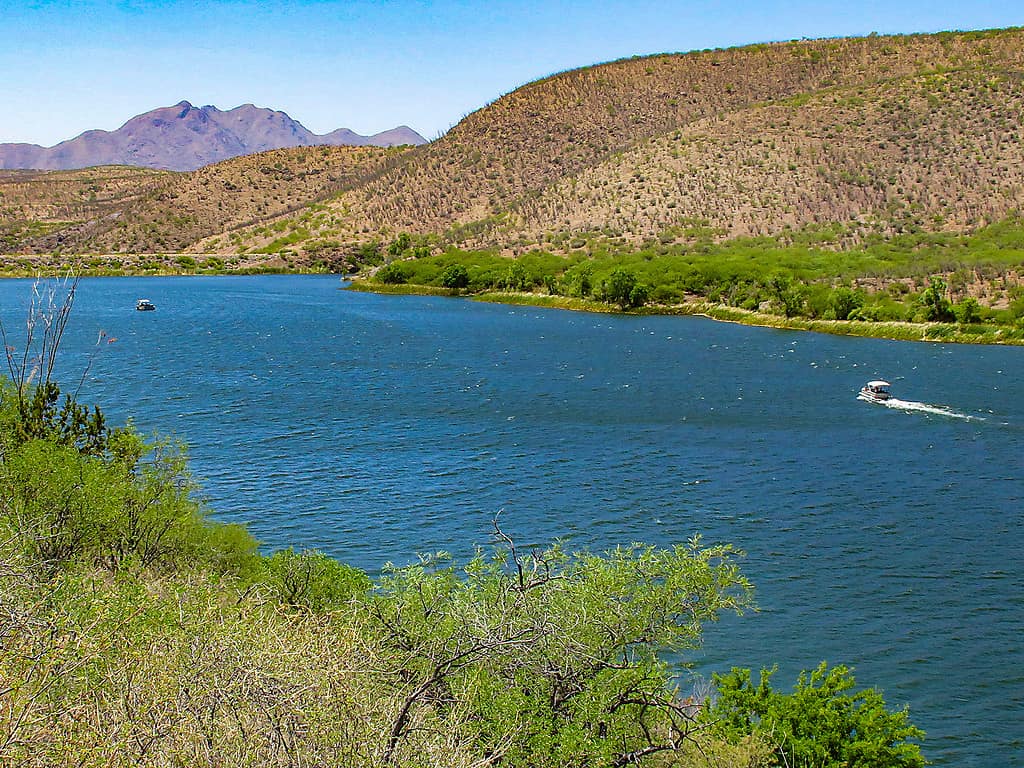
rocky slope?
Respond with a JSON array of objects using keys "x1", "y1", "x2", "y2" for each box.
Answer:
[{"x1": 0, "y1": 145, "x2": 410, "y2": 260}]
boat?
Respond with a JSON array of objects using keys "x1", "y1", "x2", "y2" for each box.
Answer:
[
  {"x1": 136, "y1": 299, "x2": 156, "y2": 311},
  {"x1": 858, "y1": 380, "x2": 891, "y2": 403}
]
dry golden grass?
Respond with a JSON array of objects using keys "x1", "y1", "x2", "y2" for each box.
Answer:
[
  {"x1": 294, "y1": 27, "x2": 1024, "y2": 249},
  {"x1": 1, "y1": 145, "x2": 408, "y2": 257}
]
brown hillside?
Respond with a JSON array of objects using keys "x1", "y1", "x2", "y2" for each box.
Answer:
[
  {"x1": 5, "y1": 27, "x2": 1024, "y2": 267},
  {"x1": 0, "y1": 166, "x2": 170, "y2": 252},
  {"x1": 513, "y1": 68, "x2": 1024, "y2": 246},
  {"x1": 2, "y1": 145, "x2": 410, "y2": 255},
  {"x1": 298, "y1": 28, "x2": 1023, "y2": 245}
]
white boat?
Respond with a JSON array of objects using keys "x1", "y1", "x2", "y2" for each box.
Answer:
[
  {"x1": 136, "y1": 298, "x2": 156, "y2": 311},
  {"x1": 858, "y1": 380, "x2": 891, "y2": 403}
]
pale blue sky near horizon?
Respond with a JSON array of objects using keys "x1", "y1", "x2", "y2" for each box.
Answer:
[{"x1": 1, "y1": 0, "x2": 1022, "y2": 146}]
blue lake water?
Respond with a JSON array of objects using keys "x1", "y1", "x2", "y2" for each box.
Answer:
[{"x1": 2, "y1": 274, "x2": 1022, "y2": 766}]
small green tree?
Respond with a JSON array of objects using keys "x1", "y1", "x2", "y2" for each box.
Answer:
[
  {"x1": 954, "y1": 296, "x2": 982, "y2": 324},
  {"x1": 388, "y1": 233, "x2": 412, "y2": 258},
  {"x1": 828, "y1": 287, "x2": 865, "y2": 321},
  {"x1": 377, "y1": 262, "x2": 410, "y2": 285},
  {"x1": 768, "y1": 273, "x2": 806, "y2": 318},
  {"x1": 919, "y1": 277, "x2": 954, "y2": 321},
  {"x1": 600, "y1": 268, "x2": 648, "y2": 309},
  {"x1": 355, "y1": 241, "x2": 383, "y2": 265},
  {"x1": 707, "y1": 662, "x2": 925, "y2": 768},
  {"x1": 561, "y1": 262, "x2": 593, "y2": 298},
  {"x1": 501, "y1": 261, "x2": 529, "y2": 291},
  {"x1": 440, "y1": 263, "x2": 470, "y2": 291}
]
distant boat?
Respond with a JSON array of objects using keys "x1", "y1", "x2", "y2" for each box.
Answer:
[
  {"x1": 136, "y1": 298, "x2": 156, "y2": 311},
  {"x1": 858, "y1": 380, "x2": 891, "y2": 403}
]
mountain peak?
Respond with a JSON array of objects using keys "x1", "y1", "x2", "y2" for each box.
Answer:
[{"x1": 0, "y1": 103, "x2": 427, "y2": 171}]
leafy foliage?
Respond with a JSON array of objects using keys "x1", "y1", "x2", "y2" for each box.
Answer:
[
  {"x1": 262, "y1": 547, "x2": 370, "y2": 611},
  {"x1": 361, "y1": 527, "x2": 752, "y2": 765},
  {"x1": 440, "y1": 263, "x2": 470, "y2": 289},
  {"x1": 707, "y1": 662, "x2": 925, "y2": 768},
  {"x1": 378, "y1": 261, "x2": 411, "y2": 284},
  {"x1": 919, "y1": 277, "x2": 954, "y2": 321}
]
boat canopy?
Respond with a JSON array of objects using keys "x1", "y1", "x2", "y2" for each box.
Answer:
[{"x1": 866, "y1": 380, "x2": 890, "y2": 388}]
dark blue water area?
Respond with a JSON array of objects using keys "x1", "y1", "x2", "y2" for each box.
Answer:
[{"x1": 2, "y1": 275, "x2": 1022, "y2": 766}]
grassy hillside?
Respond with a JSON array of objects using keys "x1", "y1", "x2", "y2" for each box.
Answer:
[
  {"x1": 216, "y1": 27, "x2": 1024, "y2": 257},
  {"x1": 1, "y1": 144, "x2": 410, "y2": 269}
]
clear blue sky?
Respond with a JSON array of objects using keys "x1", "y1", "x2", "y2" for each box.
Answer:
[{"x1": 2, "y1": 0, "x2": 1022, "y2": 146}]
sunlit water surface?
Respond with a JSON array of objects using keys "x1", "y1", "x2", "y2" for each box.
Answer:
[{"x1": 3, "y1": 275, "x2": 1021, "y2": 767}]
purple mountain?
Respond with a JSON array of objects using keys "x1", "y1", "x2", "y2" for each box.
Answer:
[{"x1": 0, "y1": 101, "x2": 427, "y2": 172}]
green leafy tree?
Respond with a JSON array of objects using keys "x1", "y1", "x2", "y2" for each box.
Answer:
[
  {"x1": 361, "y1": 525, "x2": 752, "y2": 765},
  {"x1": 377, "y1": 262, "x2": 410, "y2": 285},
  {"x1": 561, "y1": 262, "x2": 593, "y2": 298},
  {"x1": 919, "y1": 277, "x2": 954, "y2": 321},
  {"x1": 601, "y1": 268, "x2": 648, "y2": 309},
  {"x1": 502, "y1": 261, "x2": 530, "y2": 291},
  {"x1": 629, "y1": 282, "x2": 650, "y2": 308},
  {"x1": 440, "y1": 263, "x2": 470, "y2": 290},
  {"x1": 355, "y1": 240, "x2": 383, "y2": 265},
  {"x1": 828, "y1": 287, "x2": 865, "y2": 321},
  {"x1": 388, "y1": 233, "x2": 412, "y2": 258},
  {"x1": 707, "y1": 662, "x2": 925, "y2": 768},
  {"x1": 954, "y1": 296, "x2": 982, "y2": 324},
  {"x1": 768, "y1": 273, "x2": 806, "y2": 318},
  {"x1": 1008, "y1": 286, "x2": 1024, "y2": 321}
]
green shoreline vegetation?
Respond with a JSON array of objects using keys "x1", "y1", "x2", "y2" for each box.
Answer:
[
  {"x1": 0, "y1": 281, "x2": 927, "y2": 767},
  {"x1": 346, "y1": 215, "x2": 1024, "y2": 345},
  {"x1": 4, "y1": 215, "x2": 1024, "y2": 344}
]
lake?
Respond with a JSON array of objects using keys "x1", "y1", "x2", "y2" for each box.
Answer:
[{"x1": 2, "y1": 274, "x2": 1021, "y2": 767}]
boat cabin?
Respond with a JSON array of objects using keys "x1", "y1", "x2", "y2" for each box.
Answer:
[{"x1": 860, "y1": 380, "x2": 891, "y2": 401}]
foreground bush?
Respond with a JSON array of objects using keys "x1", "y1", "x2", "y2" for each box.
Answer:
[
  {"x1": 0, "y1": 371, "x2": 924, "y2": 766},
  {"x1": 707, "y1": 663, "x2": 925, "y2": 768}
]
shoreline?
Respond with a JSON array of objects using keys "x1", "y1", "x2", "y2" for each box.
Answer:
[
  {"x1": 3, "y1": 266, "x2": 1020, "y2": 345},
  {"x1": 347, "y1": 280, "x2": 1024, "y2": 346}
]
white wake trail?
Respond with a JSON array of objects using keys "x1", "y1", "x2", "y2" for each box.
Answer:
[{"x1": 858, "y1": 394, "x2": 980, "y2": 421}]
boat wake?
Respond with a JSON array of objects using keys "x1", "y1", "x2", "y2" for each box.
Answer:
[{"x1": 858, "y1": 394, "x2": 980, "y2": 421}]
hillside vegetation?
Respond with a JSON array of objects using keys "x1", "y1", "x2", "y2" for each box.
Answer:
[
  {"x1": 1, "y1": 145, "x2": 410, "y2": 271},
  {"x1": 3, "y1": 28, "x2": 1024, "y2": 340},
  {"x1": 219, "y1": 27, "x2": 1024, "y2": 256},
  {"x1": 5, "y1": 28, "x2": 1024, "y2": 265}
]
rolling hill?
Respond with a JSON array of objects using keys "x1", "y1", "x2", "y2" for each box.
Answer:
[
  {"x1": 0, "y1": 145, "x2": 412, "y2": 269},
  {"x1": 3, "y1": 27, "x2": 1024, "y2": 273}
]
